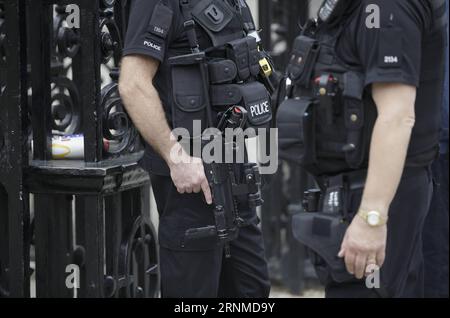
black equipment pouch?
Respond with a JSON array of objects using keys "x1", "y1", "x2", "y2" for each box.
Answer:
[
  {"x1": 288, "y1": 35, "x2": 320, "y2": 87},
  {"x1": 169, "y1": 52, "x2": 210, "y2": 138},
  {"x1": 210, "y1": 82, "x2": 272, "y2": 129},
  {"x1": 241, "y1": 81, "x2": 272, "y2": 129},
  {"x1": 342, "y1": 71, "x2": 369, "y2": 169},
  {"x1": 227, "y1": 38, "x2": 250, "y2": 81},
  {"x1": 247, "y1": 37, "x2": 261, "y2": 77},
  {"x1": 226, "y1": 37, "x2": 260, "y2": 82},
  {"x1": 277, "y1": 98, "x2": 317, "y2": 168},
  {"x1": 208, "y1": 59, "x2": 237, "y2": 84}
]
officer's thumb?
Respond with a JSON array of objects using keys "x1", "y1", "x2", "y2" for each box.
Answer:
[{"x1": 338, "y1": 249, "x2": 345, "y2": 258}]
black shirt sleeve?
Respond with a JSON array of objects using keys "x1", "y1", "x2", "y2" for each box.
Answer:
[
  {"x1": 350, "y1": 0, "x2": 432, "y2": 87},
  {"x1": 122, "y1": 0, "x2": 177, "y2": 62}
]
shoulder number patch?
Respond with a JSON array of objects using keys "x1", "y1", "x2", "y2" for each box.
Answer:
[
  {"x1": 147, "y1": 2, "x2": 173, "y2": 39},
  {"x1": 379, "y1": 28, "x2": 402, "y2": 68},
  {"x1": 384, "y1": 56, "x2": 399, "y2": 64}
]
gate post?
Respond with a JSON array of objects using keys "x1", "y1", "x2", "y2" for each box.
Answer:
[{"x1": 0, "y1": 0, "x2": 30, "y2": 298}]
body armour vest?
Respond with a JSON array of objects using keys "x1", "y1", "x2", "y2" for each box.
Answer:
[
  {"x1": 277, "y1": 19, "x2": 377, "y2": 177},
  {"x1": 169, "y1": 0, "x2": 274, "y2": 138},
  {"x1": 278, "y1": 0, "x2": 447, "y2": 177}
]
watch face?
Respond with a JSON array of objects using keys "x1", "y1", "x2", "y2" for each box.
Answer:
[{"x1": 367, "y1": 211, "x2": 381, "y2": 226}]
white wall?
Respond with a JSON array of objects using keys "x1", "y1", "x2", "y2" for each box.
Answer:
[
  {"x1": 246, "y1": 0, "x2": 322, "y2": 27},
  {"x1": 246, "y1": 0, "x2": 259, "y2": 26},
  {"x1": 309, "y1": 0, "x2": 322, "y2": 18}
]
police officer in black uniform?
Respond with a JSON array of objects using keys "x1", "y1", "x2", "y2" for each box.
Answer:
[
  {"x1": 278, "y1": 0, "x2": 447, "y2": 297},
  {"x1": 119, "y1": 0, "x2": 273, "y2": 298}
]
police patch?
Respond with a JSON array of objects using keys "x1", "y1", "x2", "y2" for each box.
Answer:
[
  {"x1": 143, "y1": 39, "x2": 162, "y2": 52},
  {"x1": 378, "y1": 28, "x2": 402, "y2": 68},
  {"x1": 142, "y1": 35, "x2": 165, "y2": 59},
  {"x1": 241, "y1": 82, "x2": 272, "y2": 127}
]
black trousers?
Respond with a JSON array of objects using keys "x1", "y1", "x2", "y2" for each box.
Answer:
[
  {"x1": 326, "y1": 167, "x2": 433, "y2": 298},
  {"x1": 423, "y1": 153, "x2": 449, "y2": 298},
  {"x1": 150, "y1": 174, "x2": 271, "y2": 298}
]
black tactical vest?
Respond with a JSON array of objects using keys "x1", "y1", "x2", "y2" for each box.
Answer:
[
  {"x1": 277, "y1": 20, "x2": 377, "y2": 177},
  {"x1": 169, "y1": 0, "x2": 274, "y2": 138},
  {"x1": 277, "y1": 0, "x2": 447, "y2": 177}
]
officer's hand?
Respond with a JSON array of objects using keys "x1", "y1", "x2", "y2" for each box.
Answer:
[
  {"x1": 168, "y1": 150, "x2": 213, "y2": 205},
  {"x1": 338, "y1": 216, "x2": 387, "y2": 280}
]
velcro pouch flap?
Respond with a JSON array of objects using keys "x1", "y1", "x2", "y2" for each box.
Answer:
[
  {"x1": 210, "y1": 84, "x2": 242, "y2": 106},
  {"x1": 172, "y1": 64, "x2": 207, "y2": 112},
  {"x1": 208, "y1": 59, "x2": 238, "y2": 84}
]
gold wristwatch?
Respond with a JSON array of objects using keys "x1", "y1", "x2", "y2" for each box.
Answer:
[{"x1": 357, "y1": 209, "x2": 388, "y2": 227}]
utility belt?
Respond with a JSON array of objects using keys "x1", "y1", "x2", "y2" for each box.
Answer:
[
  {"x1": 169, "y1": 35, "x2": 274, "y2": 138},
  {"x1": 292, "y1": 169, "x2": 367, "y2": 285}
]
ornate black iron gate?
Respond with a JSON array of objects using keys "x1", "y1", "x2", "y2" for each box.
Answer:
[
  {"x1": 0, "y1": 0, "x2": 29, "y2": 298},
  {"x1": 0, "y1": 0, "x2": 159, "y2": 298}
]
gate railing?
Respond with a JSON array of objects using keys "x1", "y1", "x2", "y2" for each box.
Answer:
[
  {"x1": 0, "y1": 0, "x2": 159, "y2": 298},
  {"x1": 0, "y1": 0, "x2": 29, "y2": 298}
]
